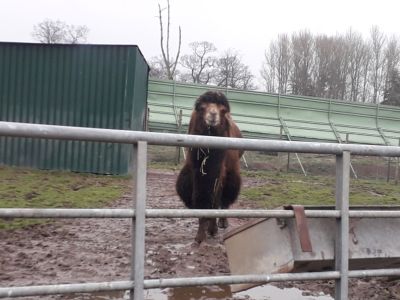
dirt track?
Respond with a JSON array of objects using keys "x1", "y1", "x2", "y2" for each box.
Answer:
[
  {"x1": 0, "y1": 169, "x2": 253, "y2": 300},
  {"x1": 1, "y1": 169, "x2": 400, "y2": 299}
]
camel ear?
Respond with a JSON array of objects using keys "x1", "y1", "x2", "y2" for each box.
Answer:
[
  {"x1": 225, "y1": 112, "x2": 234, "y2": 128},
  {"x1": 188, "y1": 111, "x2": 197, "y2": 134}
]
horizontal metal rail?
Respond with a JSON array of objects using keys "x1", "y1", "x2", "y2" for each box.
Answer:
[
  {"x1": 3, "y1": 208, "x2": 400, "y2": 219},
  {"x1": 0, "y1": 208, "x2": 332, "y2": 218},
  {"x1": 1, "y1": 273, "x2": 341, "y2": 298},
  {"x1": 1, "y1": 121, "x2": 400, "y2": 157},
  {"x1": 3, "y1": 268, "x2": 400, "y2": 298}
]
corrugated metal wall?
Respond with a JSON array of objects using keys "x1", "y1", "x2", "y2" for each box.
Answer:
[
  {"x1": 147, "y1": 79, "x2": 400, "y2": 146},
  {"x1": 0, "y1": 43, "x2": 149, "y2": 174}
]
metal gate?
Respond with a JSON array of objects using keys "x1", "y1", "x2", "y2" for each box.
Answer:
[{"x1": 1, "y1": 121, "x2": 400, "y2": 300}]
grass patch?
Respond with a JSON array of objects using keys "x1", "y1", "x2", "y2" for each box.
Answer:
[
  {"x1": 241, "y1": 170, "x2": 400, "y2": 208},
  {"x1": 147, "y1": 145, "x2": 183, "y2": 171},
  {"x1": 2, "y1": 159, "x2": 399, "y2": 230},
  {"x1": 0, "y1": 166, "x2": 129, "y2": 230}
]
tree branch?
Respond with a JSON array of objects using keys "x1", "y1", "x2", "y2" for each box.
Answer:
[
  {"x1": 171, "y1": 26, "x2": 182, "y2": 78},
  {"x1": 158, "y1": 3, "x2": 171, "y2": 79}
]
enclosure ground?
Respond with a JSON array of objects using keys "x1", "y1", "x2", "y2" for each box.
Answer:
[{"x1": 1, "y1": 168, "x2": 400, "y2": 299}]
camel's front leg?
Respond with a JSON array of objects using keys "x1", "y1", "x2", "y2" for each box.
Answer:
[{"x1": 195, "y1": 218, "x2": 208, "y2": 243}]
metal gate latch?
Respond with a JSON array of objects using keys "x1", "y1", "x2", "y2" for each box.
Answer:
[{"x1": 284, "y1": 205, "x2": 313, "y2": 253}]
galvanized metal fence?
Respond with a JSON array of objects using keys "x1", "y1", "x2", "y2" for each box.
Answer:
[{"x1": 1, "y1": 121, "x2": 400, "y2": 300}]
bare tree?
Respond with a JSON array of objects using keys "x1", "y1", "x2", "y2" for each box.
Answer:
[
  {"x1": 32, "y1": 19, "x2": 89, "y2": 44},
  {"x1": 313, "y1": 35, "x2": 333, "y2": 98},
  {"x1": 331, "y1": 36, "x2": 350, "y2": 100},
  {"x1": 383, "y1": 68, "x2": 400, "y2": 106},
  {"x1": 65, "y1": 24, "x2": 89, "y2": 44},
  {"x1": 276, "y1": 34, "x2": 291, "y2": 94},
  {"x1": 158, "y1": 0, "x2": 181, "y2": 80},
  {"x1": 346, "y1": 30, "x2": 368, "y2": 101},
  {"x1": 148, "y1": 56, "x2": 169, "y2": 79},
  {"x1": 214, "y1": 50, "x2": 255, "y2": 90},
  {"x1": 180, "y1": 41, "x2": 217, "y2": 84},
  {"x1": 261, "y1": 34, "x2": 291, "y2": 94},
  {"x1": 369, "y1": 26, "x2": 386, "y2": 103},
  {"x1": 261, "y1": 42, "x2": 277, "y2": 92},
  {"x1": 383, "y1": 35, "x2": 400, "y2": 95},
  {"x1": 360, "y1": 45, "x2": 372, "y2": 102},
  {"x1": 32, "y1": 19, "x2": 66, "y2": 43},
  {"x1": 312, "y1": 34, "x2": 349, "y2": 100},
  {"x1": 290, "y1": 30, "x2": 314, "y2": 96}
]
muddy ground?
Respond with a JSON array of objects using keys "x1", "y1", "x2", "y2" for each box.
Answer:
[{"x1": 1, "y1": 169, "x2": 400, "y2": 299}]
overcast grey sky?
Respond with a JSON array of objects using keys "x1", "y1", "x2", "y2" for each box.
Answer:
[{"x1": 1, "y1": 0, "x2": 399, "y2": 84}]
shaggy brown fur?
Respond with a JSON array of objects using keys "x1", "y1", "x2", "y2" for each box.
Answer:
[{"x1": 176, "y1": 91, "x2": 243, "y2": 243}]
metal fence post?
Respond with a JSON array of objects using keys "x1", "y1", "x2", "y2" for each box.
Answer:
[
  {"x1": 130, "y1": 141, "x2": 147, "y2": 300},
  {"x1": 396, "y1": 139, "x2": 400, "y2": 185},
  {"x1": 335, "y1": 151, "x2": 350, "y2": 300},
  {"x1": 387, "y1": 158, "x2": 391, "y2": 183},
  {"x1": 175, "y1": 109, "x2": 183, "y2": 165}
]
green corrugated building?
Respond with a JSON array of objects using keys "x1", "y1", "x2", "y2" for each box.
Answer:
[{"x1": 0, "y1": 42, "x2": 149, "y2": 174}]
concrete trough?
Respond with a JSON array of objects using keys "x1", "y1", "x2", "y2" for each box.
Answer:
[{"x1": 223, "y1": 206, "x2": 400, "y2": 292}]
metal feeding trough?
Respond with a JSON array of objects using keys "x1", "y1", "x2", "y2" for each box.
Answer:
[{"x1": 223, "y1": 205, "x2": 400, "y2": 292}]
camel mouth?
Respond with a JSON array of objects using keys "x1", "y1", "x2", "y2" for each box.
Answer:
[{"x1": 205, "y1": 119, "x2": 219, "y2": 127}]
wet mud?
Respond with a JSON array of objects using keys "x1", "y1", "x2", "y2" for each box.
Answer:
[{"x1": 1, "y1": 169, "x2": 399, "y2": 299}]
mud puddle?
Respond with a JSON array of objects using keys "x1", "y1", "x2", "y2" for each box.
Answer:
[
  {"x1": 235, "y1": 285, "x2": 333, "y2": 300},
  {"x1": 61, "y1": 284, "x2": 333, "y2": 300}
]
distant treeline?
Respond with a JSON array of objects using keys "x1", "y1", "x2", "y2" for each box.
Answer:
[
  {"x1": 150, "y1": 27, "x2": 400, "y2": 105},
  {"x1": 262, "y1": 27, "x2": 400, "y2": 105}
]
